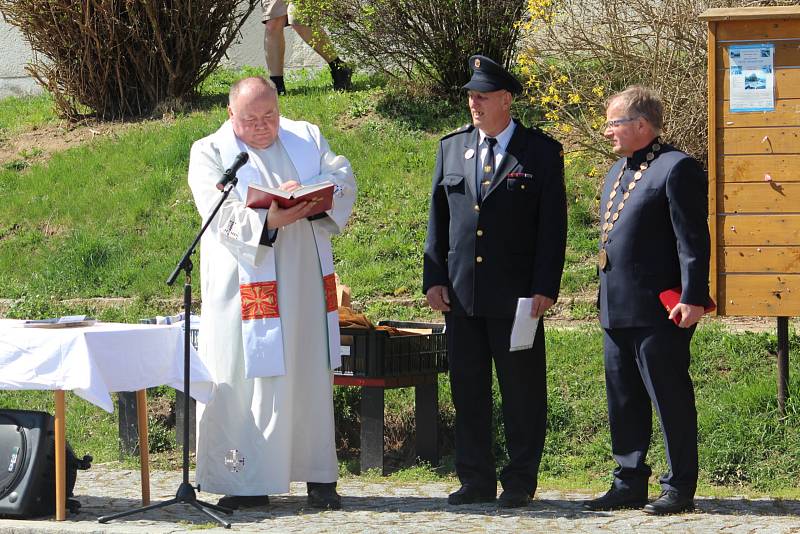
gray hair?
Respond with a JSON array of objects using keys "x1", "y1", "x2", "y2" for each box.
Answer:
[
  {"x1": 606, "y1": 85, "x2": 664, "y2": 134},
  {"x1": 229, "y1": 76, "x2": 277, "y2": 107}
]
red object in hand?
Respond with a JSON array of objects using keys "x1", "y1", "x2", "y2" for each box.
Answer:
[{"x1": 658, "y1": 286, "x2": 716, "y2": 325}]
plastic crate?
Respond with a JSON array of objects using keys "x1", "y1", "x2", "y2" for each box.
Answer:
[
  {"x1": 337, "y1": 321, "x2": 448, "y2": 378},
  {"x1": 140, "y1": 315, "x2": 200, "y2": 349}
]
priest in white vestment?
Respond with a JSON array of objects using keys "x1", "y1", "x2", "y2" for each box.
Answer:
[{"x1": 187, "y1": 76, "x2": 356, "y2": 510}]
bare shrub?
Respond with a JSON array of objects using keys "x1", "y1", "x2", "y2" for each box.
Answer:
[
  {"x1": 519, "y1": 0, "x2": 797, "y2": 166},
  {"x1": 293, "y1": 0, "x2": 528, "y2": 94},
  {"x1": 0, "y1": 1, "x2": 259, "y2": 120}
]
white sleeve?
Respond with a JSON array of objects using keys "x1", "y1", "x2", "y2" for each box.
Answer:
[
  {"x1": 187, "y1": 138, "x2": 267, "y2": 267},
  {"x1": 301, "y1": 132, "x2": 357, "y2": 233}
]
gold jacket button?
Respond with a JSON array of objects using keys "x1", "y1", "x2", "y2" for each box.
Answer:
[
  {"x1": 476, "y1": 229, "x2": 484, "y2": 237},
  {"x1": 474, "y1": 204, "x2": 480, "y2": 212},
  {"x1": 476, "y1": 256, "x2": 483, "y2": 263}
]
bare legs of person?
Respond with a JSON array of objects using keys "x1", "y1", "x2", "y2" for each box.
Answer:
[{"x1": 264, "y1": 15, "x2": 352, "y2": 94}]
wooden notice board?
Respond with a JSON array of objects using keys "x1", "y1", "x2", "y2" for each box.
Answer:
[{"x1": 700, "y1": 6, "x2": 800, "y2": 317}]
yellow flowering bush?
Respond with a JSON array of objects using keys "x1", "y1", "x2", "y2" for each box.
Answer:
[{"x1": 516, "y1": 0, "x2": 792, "y2": 165}]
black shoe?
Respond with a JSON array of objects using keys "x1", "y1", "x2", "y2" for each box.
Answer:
[
  {"x1": 269, "y1": 75, "x2": 286, "y2": 96},
  {"x1": 583, "y1": 487, "x2": 647, "y2": 511},
  {"x1": 447, "y1": 485, "x2": 496, "y2": 505},
  {"x1": 331, "y1": 65, "x2": 353, "y2": 91},
  {"x1": 498, "y1": 488, "x2": 531, "y2": 508},
  {"x1": 216, "y1": 494, "x2": 269, "y2": 510},
  {"x1": 643, "y1": 490, "x2": 694, "y2": 515},
  {"x1": 307, "y1": 482, "x2": 342, "y2": 510}
]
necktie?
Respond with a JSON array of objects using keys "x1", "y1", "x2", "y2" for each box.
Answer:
[{"x1": 480, "y1": 137, "x2": 497, "y2": 202}]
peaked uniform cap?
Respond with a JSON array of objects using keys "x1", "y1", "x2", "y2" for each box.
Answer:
[{"x1": 463, "y1": 55, "x2": 522, "y2": 95}]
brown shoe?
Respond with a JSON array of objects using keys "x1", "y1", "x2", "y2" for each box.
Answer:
[{"x1": 216, "y1": 494, "x2": 269, "y2": 510}]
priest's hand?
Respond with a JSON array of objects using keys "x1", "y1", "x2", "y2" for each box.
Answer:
[
  {"x1": 280, "y1": 180, "x2": 301, "y2": 192},
  {"x1": 266, "y1": 198, "x2": 319, "y2": 229},
  {"x1": 426, "y1": 285, "x2": 451, "y2": 312}
]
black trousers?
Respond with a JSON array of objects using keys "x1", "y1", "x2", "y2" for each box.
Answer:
[
  {"x1": 445, "y1": 314, "x2": 547, "y2": 495},
  {"x1": 603, "y1": 323, "x2": 698, "y2": 497}
]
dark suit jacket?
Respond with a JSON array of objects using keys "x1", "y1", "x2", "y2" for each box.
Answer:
[
  {"x1": 598, "y1": 142, "x2": 710, "y2": 329},
  {"x1": 423, "y1": 121, "x2": 567, "y2": 318}
]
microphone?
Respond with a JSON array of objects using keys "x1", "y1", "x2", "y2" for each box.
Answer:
[{"x1": 216, "y1": 152, "x2": 249, "y2": 190}]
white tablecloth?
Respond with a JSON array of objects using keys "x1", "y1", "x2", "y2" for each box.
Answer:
[{"x1": 0, "y1": 320, "x2": 214, "y2": 412}]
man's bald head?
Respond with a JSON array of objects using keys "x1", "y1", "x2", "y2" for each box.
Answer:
[
  {"x1": 227, "y1": 77, "x2": 280, "y2": 149},
  {"x1": 229, "y1": 76, "x2": 278, "y2": 109}
]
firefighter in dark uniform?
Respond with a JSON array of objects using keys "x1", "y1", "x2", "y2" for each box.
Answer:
[
  {"x1": 584, "y1": 86, "x2": 710, "y2": 515},
  {"x1": 423, "y1": 55, "x2": 567, "y2": 508}
]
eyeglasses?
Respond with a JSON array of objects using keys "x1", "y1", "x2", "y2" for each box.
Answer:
[{"x1": 603, "y1": 116, "x2": 640, "y2": 129}]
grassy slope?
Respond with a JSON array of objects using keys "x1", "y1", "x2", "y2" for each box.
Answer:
[{"x1": 1, "y1": 71, "x2": 799, "y2": 496}]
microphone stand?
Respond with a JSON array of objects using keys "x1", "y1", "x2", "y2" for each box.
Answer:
[{"x1": 98, "y1": 177, "x2": 239, "y2": 528}]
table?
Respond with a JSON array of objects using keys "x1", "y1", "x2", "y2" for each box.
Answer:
[{"x1": 0, "y1": 319, "x2": 214, "y2": 520}]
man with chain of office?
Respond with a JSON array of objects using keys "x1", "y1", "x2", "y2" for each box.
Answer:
[{"x1": 585, "y1": 86, "x2": 711, "y2": 515}]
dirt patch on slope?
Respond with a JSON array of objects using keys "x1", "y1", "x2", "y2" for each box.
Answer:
[{"x1": 0, "y1": 120, "x2": 148, "y2": 168}]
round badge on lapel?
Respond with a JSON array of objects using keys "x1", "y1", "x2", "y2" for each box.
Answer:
[{"x1": 464, "y1": 148, "x2": 475, "y2": 159}]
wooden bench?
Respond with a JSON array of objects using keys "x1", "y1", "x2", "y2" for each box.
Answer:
[{"x1": 333, "y1": 372, "x2": 441, "y2": 473}]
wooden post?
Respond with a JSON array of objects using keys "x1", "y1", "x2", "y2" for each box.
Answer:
[
  {"x1": 54, "y1": 390, "x2": 66, "y2": 521},
  {"x1": 707, "y1": 18, "x2": 719, "y2": 312},
  {"x1": 777, "y1": 316, "x2": 790, "y2": 415},
  {"x1": 175, "y1": 391, "x2": 196, "y2": 453},
  {"x1": 414, "y1": 377, "x2": 439, "y2": 466},
  {"x1": 135, "y1": 389, "x2": 151, "y2": 505},
  {"x1": 359, "y1": 386, "x2": 385, "y2": 473},
  {"x1": 117, "y1": 391, "x2": 139, "y2": 457}
]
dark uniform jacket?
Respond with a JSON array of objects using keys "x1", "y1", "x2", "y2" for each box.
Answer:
[
  {"x1": 423, "y1": 121, "x2": 567, "y2": 318},
  {"x1": 598, "y1": 142, "x2": 711, "y2": 329}
]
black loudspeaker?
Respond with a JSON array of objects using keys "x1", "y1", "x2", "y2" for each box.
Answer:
[{"x1": 0, "y1": 409, "x2": 56, "y2": 518}]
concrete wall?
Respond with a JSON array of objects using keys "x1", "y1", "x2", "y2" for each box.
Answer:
[
  {"x1": 224, "y1": 10, "x2": 328, "y2": 74},
  {"x1": 0, "y1": 7, "x2": 327, "y2": 98},
  {"x1": 0, "y1": 19, "x2": 40, "y2": 97}
]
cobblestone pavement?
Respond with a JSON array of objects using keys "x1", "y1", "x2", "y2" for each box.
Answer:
[{"x1": 1, "y1": 465, "x2": 799, "y2": 533}]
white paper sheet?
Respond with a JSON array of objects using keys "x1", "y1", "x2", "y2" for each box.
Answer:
[
  {"x1": 729, "y1": 43, "x2": 775, "y2": 112},
  {"x1": 510, "y1": 297, "x2": 540, "y2": 352}
]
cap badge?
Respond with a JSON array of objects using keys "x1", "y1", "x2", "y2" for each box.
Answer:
[{"x1": 474, "y1": 58, "x2": 481, "y2": 69}]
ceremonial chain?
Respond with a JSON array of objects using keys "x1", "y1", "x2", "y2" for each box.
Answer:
[{"x1": 598, "y1": 139, "x2": 662, "y2": 271}]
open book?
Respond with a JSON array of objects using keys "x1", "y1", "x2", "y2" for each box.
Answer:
[{"x1": 246, "y1": 181, "x2": 334, "y2": 217}]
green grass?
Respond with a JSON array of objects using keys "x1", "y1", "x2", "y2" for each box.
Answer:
[
  {"x1": 539, "y1": 323, "x2": 800, "y2": 494},
  {"x1": 0, "y1": 93, "x2": 57, "y2": 134},
  {"x1": 0, "y1": 68, "x2": 599, "y2": 313}
]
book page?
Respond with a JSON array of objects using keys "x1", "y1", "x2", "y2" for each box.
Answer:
[
  {"x1": 295, "y1": 181, "x2": 333, "y2": 196},
  {"x1": 509, "y1": 298, "x2": 539, "y2": 352},
  {"x1": 248, "y1": 183, "x2": 292, "y2": 199}
]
